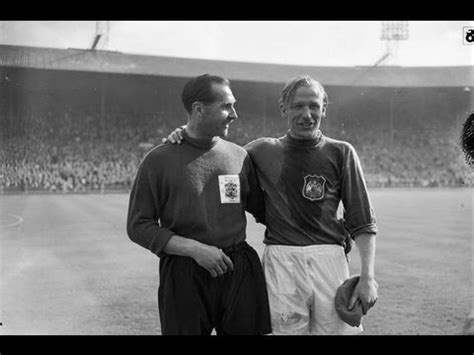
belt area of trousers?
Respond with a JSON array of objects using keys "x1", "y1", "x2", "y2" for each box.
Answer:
[{"x1": 221, "y1": 241, "x2": 249, "y2": 255}]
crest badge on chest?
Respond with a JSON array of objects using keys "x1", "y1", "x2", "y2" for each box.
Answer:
[
  {"x1": 218, "y1": 175, "x2": 240, "y2": 204},
  {"x1": 302, "y1": 174, "x2": 326, "y2": 201}
]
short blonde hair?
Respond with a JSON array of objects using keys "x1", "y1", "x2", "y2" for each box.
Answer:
[{"x1": 279, "y1": 75, "x2": 328, "y2": 109}]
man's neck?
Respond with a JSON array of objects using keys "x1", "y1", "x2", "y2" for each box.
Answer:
[
  {"x1": 184, "y1": 124, "x2": 220, "y2": 149},
  {"x1": 287, "y1": 129, "x2": 322, "y2": 141},
  {"x1": 186, "y1": 124, "x2": 213, "y2": 140}
]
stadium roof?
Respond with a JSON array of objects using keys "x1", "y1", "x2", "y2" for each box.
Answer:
[{"x1": 0, "y1": 44, "x2": 472, "y2": 88}]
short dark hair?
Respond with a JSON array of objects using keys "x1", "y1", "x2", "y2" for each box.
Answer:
[
  {"x1": 461, "y1": 111, "x2": 474, "y2": 167},
  {"x1": 181, "y1": 74, "x2": 230, "y2": 114}
]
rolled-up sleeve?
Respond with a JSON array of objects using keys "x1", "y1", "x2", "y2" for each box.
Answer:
[
  {"x1": 340, "y1": 144, "x2": 378, "y2": 238},
  {"x1": 243, "y1": 154, "x2": 266, "y2": 225}
]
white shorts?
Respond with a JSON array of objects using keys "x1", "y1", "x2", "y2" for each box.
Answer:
[{"x1": 262, "y1": 244, "x2": 363, "y2": 335}]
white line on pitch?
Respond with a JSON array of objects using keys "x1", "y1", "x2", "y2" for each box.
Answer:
[{"x1": 0, "y1": 214, "x2": 24, "y2": 228}]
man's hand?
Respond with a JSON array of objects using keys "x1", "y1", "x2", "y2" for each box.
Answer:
[
  {"x1": 191, "y1": 243, "x2": 234, "y2": 278},
  {"x1": 161, "y1": 126, "x2": 186, "y2": 144},
  {"x1": 162, "y1": 234, "x2": 234, "y2": 278},
  {"x1": 348, "y1": 276, "x2": 378, "y2": 314}
]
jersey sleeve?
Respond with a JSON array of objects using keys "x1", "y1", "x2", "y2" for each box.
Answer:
[
  {"x1": 340, "y1": 144, "x2": 378, "y2": 238},
  {"x1": 243, "y1": 154, "x2": 266, "y2": 225},
  {"x1": 126, "y1": 155, "x2": 175, "y2": 257}
]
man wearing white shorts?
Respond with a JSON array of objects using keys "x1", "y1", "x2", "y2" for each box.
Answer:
[
  {"x1": 263, "y1": 245, "x2": 361, "y2": 334},
  {"x1": 246, "y1": 76, "x2": 378, "y2": 335}
]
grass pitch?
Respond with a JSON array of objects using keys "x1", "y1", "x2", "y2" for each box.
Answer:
[{"x1": 0, "y1": 188, "x2": 471, "y2": 335}]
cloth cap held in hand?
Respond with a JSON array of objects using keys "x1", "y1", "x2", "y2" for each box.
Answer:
[{"x1": 334, "y1": 275, "x2": 364, "y2": 327}]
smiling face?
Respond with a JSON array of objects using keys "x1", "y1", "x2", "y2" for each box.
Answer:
[
  {"x1": 196, "y1": 83, "x2": 238, "y2": 138},
  {"x1": 281, "y1": 83, "x2": 327, "y2": 140}
]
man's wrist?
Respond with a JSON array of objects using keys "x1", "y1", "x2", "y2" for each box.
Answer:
[
  {"x1": 166, "y1": 234, "x2": 203, "y2": 259},
  {"x1": 185, "y1": 238, "x2": 210, "y2": 260},
  {"x1": 360, "y1": 274, "x2": 375, "y2": 282}
]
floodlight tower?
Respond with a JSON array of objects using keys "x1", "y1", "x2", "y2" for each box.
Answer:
[
  {"x1": 380, "y1": 21, "x2": 409, "y2": 66},
  {"x1": 380, "y1": 22, "x2": 409, "y2": 146},
  {"x1": 91, "y1": 21, "x2": 110, "y2": 50},
  {"x1": 91, "y1": 21, "x2": 111, "y2": 141}
]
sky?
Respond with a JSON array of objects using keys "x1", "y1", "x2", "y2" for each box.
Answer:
[{"x1": 0, "y1": 21, "x2": 473, "y2": 67}]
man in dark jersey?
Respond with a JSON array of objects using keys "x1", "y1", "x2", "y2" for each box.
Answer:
[
  {"x1": 165, "y1": 75, "x2": 378, "y2": 335},
  {"x1": 245, "y1": 76, "x2": 378, "y2": 335},
  {"x1": 127, "y1": 74, "x2": 271, "y2": 335}
]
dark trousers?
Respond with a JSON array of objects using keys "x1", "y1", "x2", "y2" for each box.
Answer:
[{"x1": 158, "y1": 242, "x2": 271, "y2": 335}]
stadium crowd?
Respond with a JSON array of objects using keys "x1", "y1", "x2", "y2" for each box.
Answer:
[
  {"x1": 1, "y1": 110, "x2": 172, "y2": 193},
  {"x1": 1, "y1": 109, "x2": 470, "y2": 193}
]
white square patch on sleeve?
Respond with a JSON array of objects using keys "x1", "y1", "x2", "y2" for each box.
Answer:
[{"x1": 218, "y1": 175, "x2": 240, "y2": 204}]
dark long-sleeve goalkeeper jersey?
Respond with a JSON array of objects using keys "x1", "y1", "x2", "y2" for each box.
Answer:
[{"x1": 127, "y1": 132, "x2": 265, "y2": 257}]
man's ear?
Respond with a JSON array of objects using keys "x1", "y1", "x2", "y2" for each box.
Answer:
[
  {"x1": 322, "y1": 104, "x2": 327, "y2": 118},
  {"x1": 191, "y1": 102, "x2": 203, "y2": 116}
]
